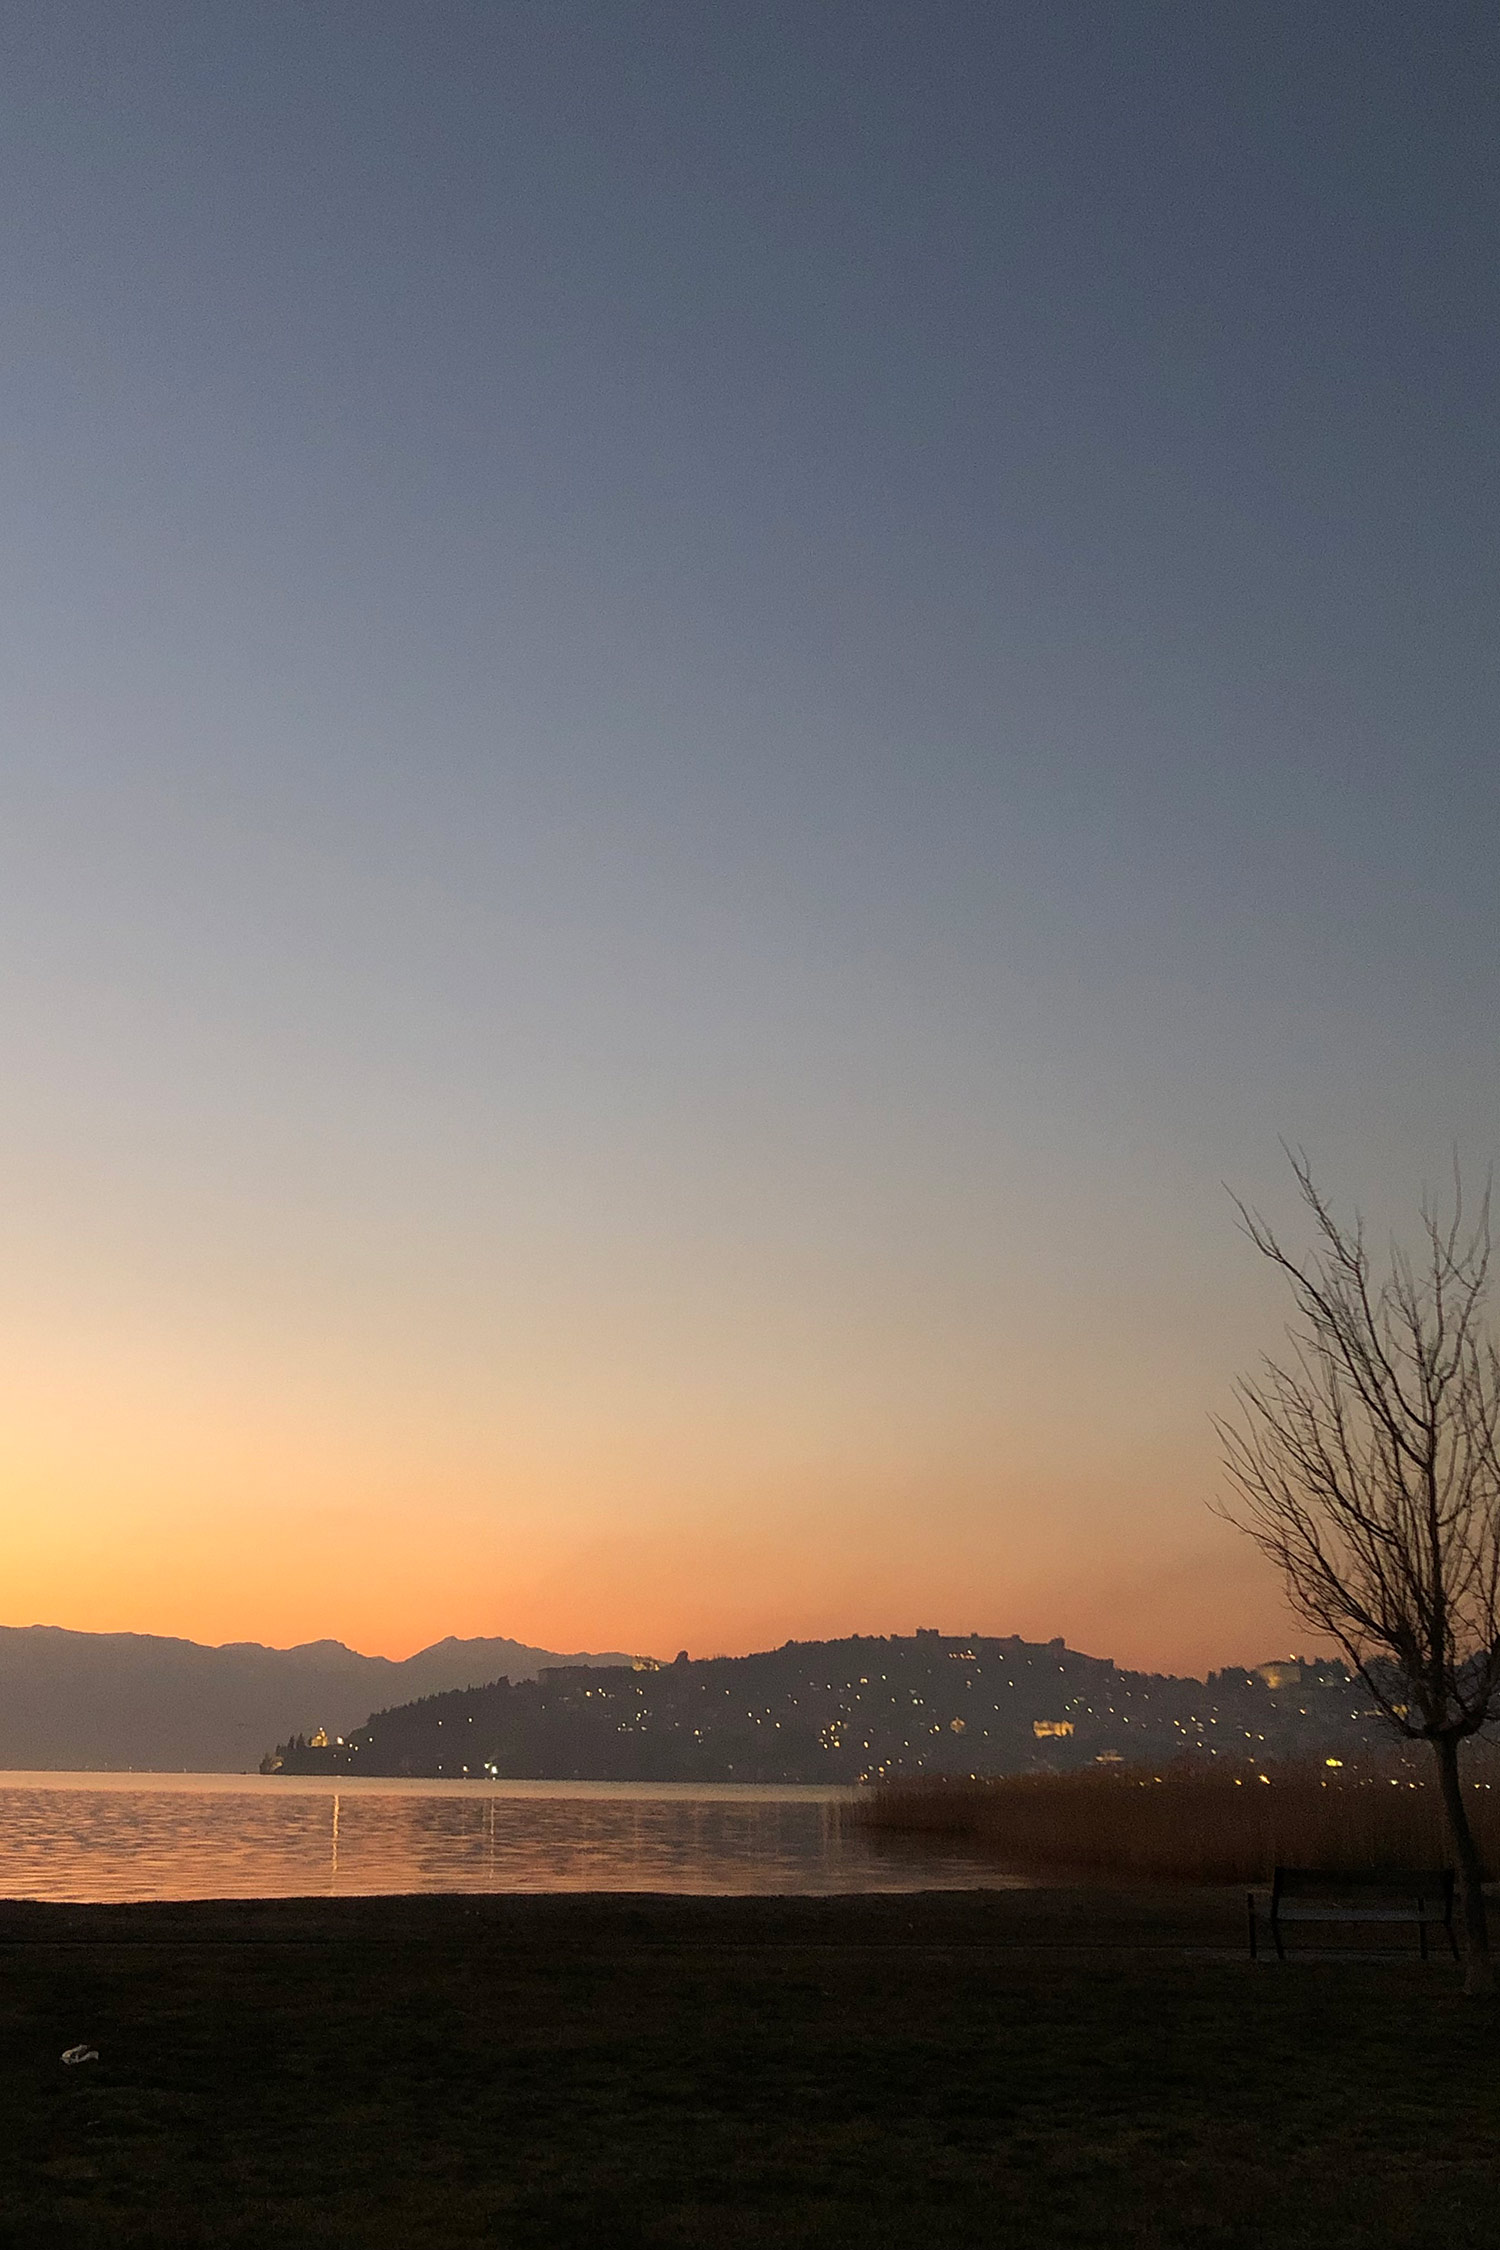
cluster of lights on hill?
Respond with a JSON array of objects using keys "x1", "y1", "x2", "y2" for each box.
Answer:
[{"x1": 271, "y1": 1632, "x2": 1389, "y2": 1784}]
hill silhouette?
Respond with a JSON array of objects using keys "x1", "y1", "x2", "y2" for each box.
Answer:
[
  {"x1": 0, "y1": 1626, "x2": 634, "y2": 1772},
  {"x1": 277, "y1": 1632, "x2": 1383, "y2": 1784}
]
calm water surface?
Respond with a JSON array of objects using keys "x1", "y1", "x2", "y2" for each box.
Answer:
[{"x1": 0, "y1": 1773, "x2": 1021, "y2": 1903}]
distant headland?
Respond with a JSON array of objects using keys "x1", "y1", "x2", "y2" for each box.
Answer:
[{"x1": 272, "y1": 1630, "x2": 1381, "y2": 1785}]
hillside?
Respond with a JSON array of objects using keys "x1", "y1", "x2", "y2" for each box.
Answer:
[
  {"x1": 0, "y1": 1626, "x2": 634, "y2": 1772},
  {"x1": 276, "y1": 1631, "x2": 1386, "y2": 1783}
]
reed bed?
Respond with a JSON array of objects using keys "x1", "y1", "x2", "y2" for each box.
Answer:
[{"x1": 854, "y1": 1762, "x2": 1500, "y2": 1884}]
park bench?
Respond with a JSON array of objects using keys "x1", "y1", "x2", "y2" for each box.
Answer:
[{"x1": 1248, "y1": 1867, "x2": 1458, "y2": 1960}]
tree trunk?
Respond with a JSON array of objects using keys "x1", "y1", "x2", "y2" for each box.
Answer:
[{"x1": 1435, "y1": 1735, "x2": 1494, "y2": 1996}]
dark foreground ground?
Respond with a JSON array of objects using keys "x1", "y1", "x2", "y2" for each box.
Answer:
[{"x1": 1, "y1": 1886, "x2": 1494, "y2": 2249}]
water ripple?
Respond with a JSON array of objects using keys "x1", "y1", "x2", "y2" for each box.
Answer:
[{"x1": 0, "y1": 1773, "x2": 1021, "y2": 1901}]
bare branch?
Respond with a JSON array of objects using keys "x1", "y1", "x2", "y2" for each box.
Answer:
[{"x1": 1217, "y1": 1153, "x2": 1500, "y2": 1989}]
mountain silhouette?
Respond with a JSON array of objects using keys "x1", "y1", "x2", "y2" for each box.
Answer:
[{"x1": 0, "y1": 1625, "x2": 636, "y2": 1772}]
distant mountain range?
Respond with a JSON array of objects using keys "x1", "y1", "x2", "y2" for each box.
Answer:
[{"x1": 0, "y1": 1626, "x2": 635, "y2": 1772}]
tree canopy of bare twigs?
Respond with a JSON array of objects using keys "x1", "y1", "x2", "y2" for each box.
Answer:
[{"x1": 1217, "y1": 1151, "x2": 1500, "y2": 1994}]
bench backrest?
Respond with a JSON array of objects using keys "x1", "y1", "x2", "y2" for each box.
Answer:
[{"x1": 1272, "y1": 1866, "x2": 1452, "y2": 1904}]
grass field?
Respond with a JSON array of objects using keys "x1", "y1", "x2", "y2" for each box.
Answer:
[
  {"x1": 2, "y1": 1887, "x2": 1497, "y2": 2248},
  {"x1": 856, "y1": 1763, "x2": 1500, "y2": 1883}
]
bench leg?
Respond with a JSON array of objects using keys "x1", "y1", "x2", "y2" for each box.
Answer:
[
  {"x1": 1419, "y1": 1916, "x2": 1428, "y2": 1963},
  {"x1": 1272, "y1": 1911, "x2": 1285, "y2": 1962},
  {"x1": 1248, "y1": 1893, "x2": 1257, "y2": 1961}
]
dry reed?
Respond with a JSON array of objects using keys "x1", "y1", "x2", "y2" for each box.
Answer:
[{"x1": 854, "y1": 1762, "x2": 1500, "y2": 1884}]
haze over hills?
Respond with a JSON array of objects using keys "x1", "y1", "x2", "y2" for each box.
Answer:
[{"x1": 0, "y1": 1626, "x2": 635, "y2": 1773}]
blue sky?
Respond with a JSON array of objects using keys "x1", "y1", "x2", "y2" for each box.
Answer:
[{"x1": 0, "y1": 2, "x2": 1495, "y2": 1666}]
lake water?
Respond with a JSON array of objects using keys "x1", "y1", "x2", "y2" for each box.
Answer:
[{"x1": 0, "y1": 1773, "x2": 1019, "y2": 1903}]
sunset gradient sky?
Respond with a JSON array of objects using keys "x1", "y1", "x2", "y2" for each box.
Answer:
[{"x1": 1, "y1": 3, "x2": 1496, "y2": 1674}]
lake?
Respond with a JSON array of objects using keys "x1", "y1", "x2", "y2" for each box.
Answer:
[{"x1": 0, "y1": 1772, "x2": 1020, "y2": 1902}]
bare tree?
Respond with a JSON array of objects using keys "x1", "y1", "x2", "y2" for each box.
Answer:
[{"x1": 1217, "y1": 1152, "x2": 1500, "y2": 1996}]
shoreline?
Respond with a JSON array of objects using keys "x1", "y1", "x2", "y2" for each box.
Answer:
[{"x1": 0, "y1": 1881, "x2": 1364, "y2": 1961}]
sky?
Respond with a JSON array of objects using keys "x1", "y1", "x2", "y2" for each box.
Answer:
[{"x1": 0, "y1": 1, "x2": 1496, "y2": 1675}]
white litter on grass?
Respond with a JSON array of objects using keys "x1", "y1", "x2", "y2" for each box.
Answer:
[{"x1": 61, "y1": 2045, "x2": 99, "y2": 2065}]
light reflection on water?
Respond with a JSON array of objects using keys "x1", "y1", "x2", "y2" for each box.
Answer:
[{"x1": 0, "y1": 1773, "x2": 1022, "y2": 1903}]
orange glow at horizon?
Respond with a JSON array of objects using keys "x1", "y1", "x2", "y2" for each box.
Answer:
[
  {"x1": 0, "y1": 1293, "x2": 1302, "y2": 1678},
  {"x1": 0, "y1": 1092, "x2": 1351, "y2": 1688}
]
